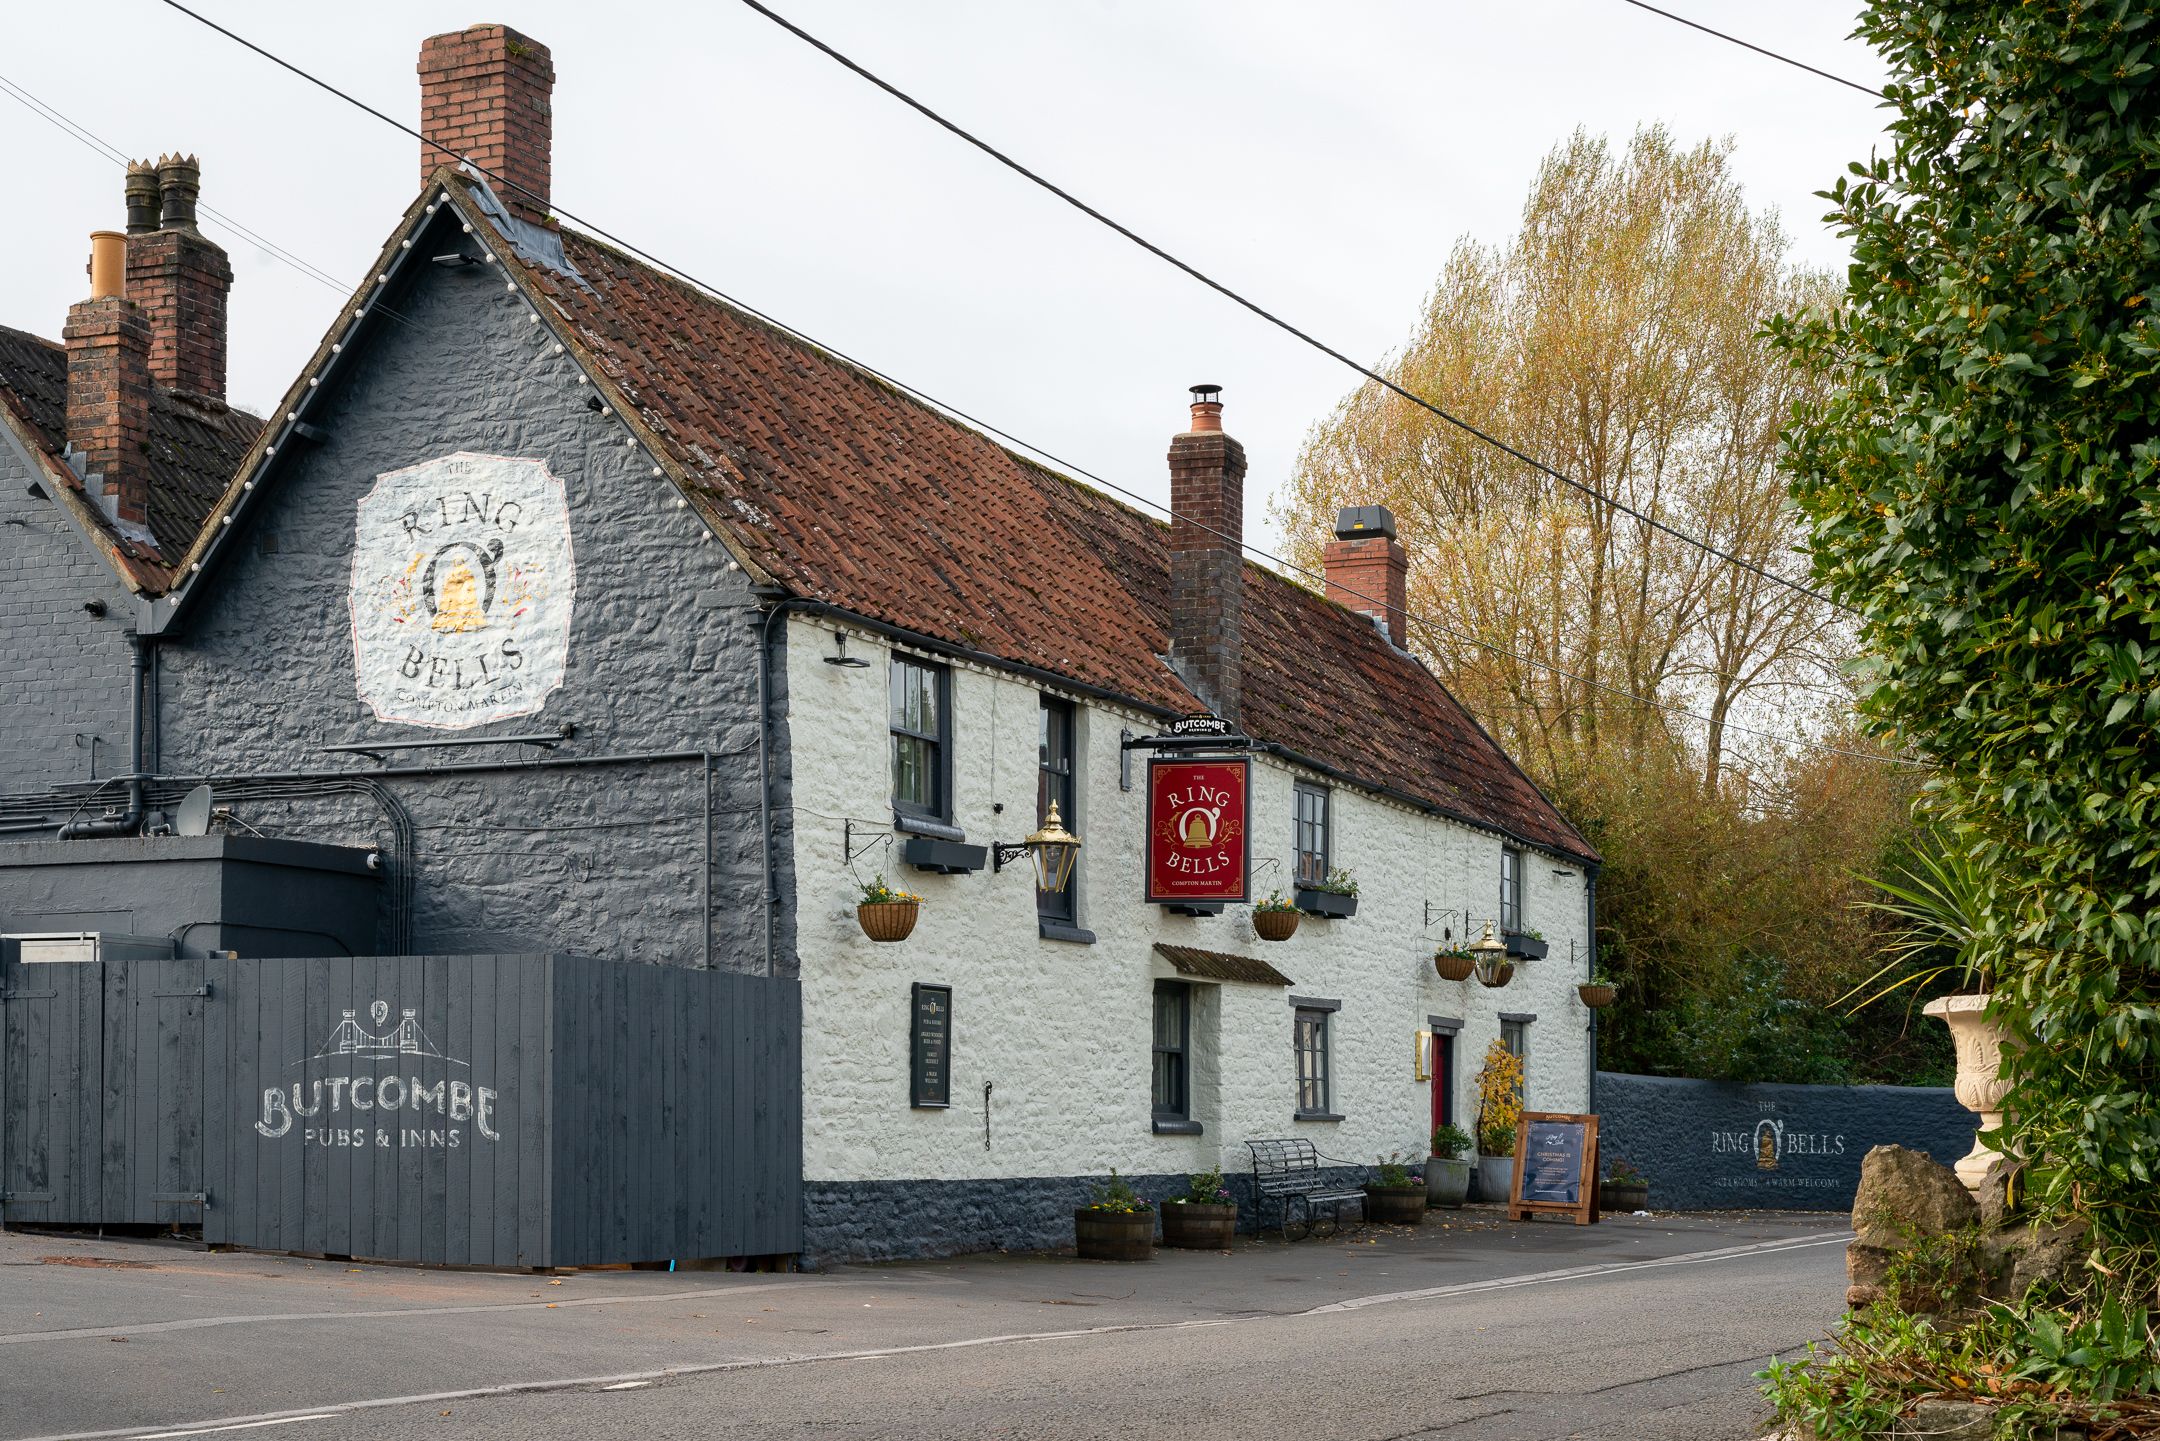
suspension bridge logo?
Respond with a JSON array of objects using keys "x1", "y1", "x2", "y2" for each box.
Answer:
[
  {"x1": 255, "y1": 997, "x2": 501, "y2": 1149},
  {"x1": 349, "y1": 451, "x2": 576, "y2": 730}
]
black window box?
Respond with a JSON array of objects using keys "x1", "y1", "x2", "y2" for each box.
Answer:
[
  {"x1": 1162, "y1": 901, "x2": 1223, "y2": 917},
  {"x1": 1294, "y1": 887, "x2": 1358, "y2": 920},
  {"x1": 1504, "y1": 932, "x2": 1548, "y2": 961},
  {"x1": 1152, "y1": 1117, "x2": 1204, "y2": 1136},
  {"x1": 901, "y1": 836, "x2": 986, "y2": 875},
  {"x1": 1038, "y1": 920, "x2": 1096, "y2": 945},
  {"x1": 1294, "y1": 1111, "x2": 1346, "y2": 1123}
]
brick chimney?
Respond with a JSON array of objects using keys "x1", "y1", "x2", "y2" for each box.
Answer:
[
  {"x1": 1324, "y1": 505, "x2": 1410, "y2": 647},
  {"x1": 418, "y1": 25, "x2": 555, "y2": 223},
  {"x1": 124, "y1": 155, "x2": 234, "y2": 401},
  {"x1": 1167, "y1": 385, "x2": 1247, "y2": 720},
  {"x1": 64, "y1": 231, "x2": 154, "y2": 529}
]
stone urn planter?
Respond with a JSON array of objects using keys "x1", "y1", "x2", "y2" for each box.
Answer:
[
  {"x1": 1363, "y1": 1184, "x2": 1426, "y2": 1225},
  {"x1": 1074, "y1": 1207, "x2": 1155, "y2": 1261},
  {"x1": 1924, "y1": 993, "x2": 2019, "y2": 1192},
  {"x1": 856, "y1": 901, "x2": 919, "y2": 943},
  {"x1": 1159, "y1": 1202, "x2": 1237, "y2": 1249},
  {"x1": 1475, "y1": 1154, "x2": 1516, "y2": 1204},
  {"x1": 1601, "y1": 1181, "x2": 1648, "y2": 1213},
  {"x1": 1434, "y1": 949, "x2": 1475, "y2": 982},
  {"x1": 1253, "y1": 907, "x2": 1300, "y2": 943},
  {"x1": 1426, "y1": 1156, "x2": 1472, "y2": 1207}
]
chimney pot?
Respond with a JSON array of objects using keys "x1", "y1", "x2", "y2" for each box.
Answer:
[
  {"x1": 124, "y1": 163, "x2": 161, "y2": 234},
  {"x1": 88, "y1": 232, "x2": 127, "y2": 300},
  {"x1": 1168, "y1": 386, "x2": 1246, "y2": 720},
  {"x1": 418, "y1": 25, "x2": 555, "y2": 223},
  {"x1": 156, "y1": 155, "x2": 201, "y2": 231}
]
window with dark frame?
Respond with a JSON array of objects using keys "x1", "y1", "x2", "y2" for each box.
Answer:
[
  {"x1": 890, "y1": 655, "x2": 948, "y2": 821},
  {"x1": 1152, "y1": 981, "x2": 1191, "y2": 1123},
  {"x1": 1500, "y1": 845, "x2": 1523, "y2": 933},
  {"x1": 1038, "y1": 695, "x2": 1077, "y2": 923},
  {"x1": 1293, "y1": 782, "x2": 1330, "y2": 887},
  {"x1": 1294, "y1": 1007, "x2": 1332, "y2": 1117},
  {"x1": 1501, "y1": 1016, "x2": 1530, "y2": 1098}
]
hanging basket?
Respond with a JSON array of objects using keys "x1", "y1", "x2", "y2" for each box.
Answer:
[
  {"x1": 1254, "y1": 909, "x2": 1301, "y2": 942},
  {"x1": 1434, "y1": 950, "x2": 1475, "y2": 982},
  {"x1": 857, "y1": 901, "x2": 920, "y2": 943},
  {"x1": 1474, "y1": 958, "x2": 1515, "y2": 989},
  {"x1": 1578, "y1": 983, "x2": 1618, "y2": 1009}
]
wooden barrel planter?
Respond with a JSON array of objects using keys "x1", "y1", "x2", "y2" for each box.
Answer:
[
  {"x1": 1578, "y1": 983, "x2": 1618, "y2": 1009},
  {"x1": 1434, "y1": 950, "x2": 1475, "y2": 982},
  {"x1": 1601, "y1": 1182, "x2": 1649, "y2": 1213},
  {"x1": 1074, "y1": 1207, "x2": 1155, "y2": 1261},
  {"x1": 857, "y1": 901, "x2": 919, "y2": 943},
  {"x1": 1160, "y1": 1202, "x2": 1237, "y2": 1249},
  {"x1": 1362, "y1": 1185, "x2": 1427, "y2": 1225},
  {"x1": 1253, "y1": 909, "x2": 1300, "y2": 942}
]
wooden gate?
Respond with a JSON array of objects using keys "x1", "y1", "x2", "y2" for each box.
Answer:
[{"x1": 0, "y1": 945, "x2": 206, "y2": 1227}]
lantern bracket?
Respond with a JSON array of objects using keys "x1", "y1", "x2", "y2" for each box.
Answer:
[{"x1": 990, "y1": 842, "x2": 1033, "y2": 873}]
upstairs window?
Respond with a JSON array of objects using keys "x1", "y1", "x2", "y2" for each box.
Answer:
[
  {"x1": 1293, "y1": 782, "x2": 1330, "y2": 887},
  {"x1": 1038, "y1": 696, "x2": 1077, "y2": 922},
  {"x1": 890, "y1": 655, "x2": 949, "y2": 822},
  {"x1": 1500, "y1": 845, "x2": 1522, "y2": 933}
]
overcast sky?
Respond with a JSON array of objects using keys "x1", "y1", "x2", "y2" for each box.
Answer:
[{"x1": 1, "y1": 1, "x2": 1891, "y2": 552}]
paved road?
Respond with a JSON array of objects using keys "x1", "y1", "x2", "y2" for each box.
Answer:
[{"x1": 1, "y1": 1211, "x2": 1846, "y2": 1441}]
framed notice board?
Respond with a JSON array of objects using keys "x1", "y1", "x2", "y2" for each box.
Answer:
[
  {"x1": 1509, "y1": 1111, "x2": 1600, "y2": 1225},
  {"x1": 910, "y1": 983, "x2": 952, "y2": 1108}
]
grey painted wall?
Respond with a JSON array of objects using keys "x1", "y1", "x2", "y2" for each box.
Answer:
[
  {"x1": 1594, "y1": 1071, "x2": 1977, "y2": 1212},
  {"x1": 0, "y1": 438, "x2": 139, "y2": 799},
  {"x1": 154, "y1": 206, "x2": 791, "y2": 975}
]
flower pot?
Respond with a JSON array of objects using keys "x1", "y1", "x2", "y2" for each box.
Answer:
[
  {"x1": 1578, "y1": 983, "x2": 1617, "y2": 1009},
  {"x1": 1425, "y1": 1156, "x2": 1472, "y2": 1207},
  {"x1": 856, "y1": 901, "x2": 919, "y2": 942},
  {"x1": 1074, "y1": 1207, "x2": 1155, "y2": 1261},
  {"x1": 1474, "y1": 1154, "x2": 1515, "y2": 1203},
  {"x1": 1601, "y1": 1181, "x2": 1648, "y2": 1213},
  {"x1": 1474, "y1": 960, "x2": 1515, "y2": 989},
  {"x1": 1504, "y1": 933, "x2": 1548, "y2": 961},
  {"x1": 1434, "y1": 951, "x2": 1475, "y2": 982},
  {"x1": 1253, "y1": 909, "x2": 1300, "y2": 943},
  {"x1": 1363, "y1": 1184, "x2": 1426, "y2": 1225},
  {"x1": 1923, "y1": 993, "x2": 2020, "y2": 1193},
  {"x1": 1294, "y1": 887, "x2": 1358, "y2": 920},
  {"x1": 1159, "y1": 1201, "x2": 1237, "y2": 1249}
]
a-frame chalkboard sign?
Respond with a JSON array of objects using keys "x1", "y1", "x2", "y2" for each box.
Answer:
[{"x1": 1508, "y1": 1111, "x2": 1601, "y2": 1225}]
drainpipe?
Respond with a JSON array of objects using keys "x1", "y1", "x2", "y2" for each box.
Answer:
[
  {"x1": 61, "y1": 632, "x2": 150, "y2": 838},
  {"x1": 1586, "y1": 867, "x2": 1599, "y2": 1114}
]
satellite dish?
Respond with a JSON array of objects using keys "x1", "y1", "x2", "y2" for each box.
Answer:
[{"x1": 175, "y1": 785, "x2": 214, "y2": 838}]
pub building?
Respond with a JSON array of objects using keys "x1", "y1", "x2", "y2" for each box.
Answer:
[{"x1": 0, "y1": 26, "x2": 1598, "y2": 1265}]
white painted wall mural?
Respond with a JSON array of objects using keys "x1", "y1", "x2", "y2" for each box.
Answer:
[{"x1": 349, "y1": 451, "x2": 576, "y2": 728}]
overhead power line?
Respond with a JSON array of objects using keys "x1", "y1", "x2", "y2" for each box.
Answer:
[
  {"x1": 1616, "y1": 1, "x2": 1886, "y2": 99},
  {"x1": 146, "y1": 0, "x2": 1912, "y2": 768},
  {"x1": 732, "y1": 0, "x2": 1856, "y2": 618}
]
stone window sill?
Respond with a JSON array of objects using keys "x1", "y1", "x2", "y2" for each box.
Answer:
[
  {"x1": 1038, "y1": 920, "x2": 1096, "y2": 945},
  {"x1": 1294, "y1": 1111, "x2": 1346, "y2": 1124},
  {"x1": 1152, "y1": 1118, "x2": 1203, "y2": 1136}
]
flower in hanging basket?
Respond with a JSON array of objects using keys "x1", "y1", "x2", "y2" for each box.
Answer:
[
  {"x1": 1433, "y1": 947, "x2": 1475, "y2": 982},
  {"x1": 856, "y1": 873, "x2": 923, "y2": 942},
  {"x1": 1578, "y1": 971, "x2": 1619, "y2": 1009},
  {"x1": 1253, "y1": 890, "x2": 1301, "y2": 942}
]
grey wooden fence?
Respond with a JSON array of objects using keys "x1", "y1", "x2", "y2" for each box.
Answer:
[{"x1": 1, "y1": 949, "x2": 801, "y2": 1267}]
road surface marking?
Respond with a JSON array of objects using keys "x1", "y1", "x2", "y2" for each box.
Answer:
[
  {"x1": 135, "y1": 1419, "x2": 333, "y2": 1439},
  {"x1": 13, "y1": 1232, "x2": 1850, "y2": 1441}
]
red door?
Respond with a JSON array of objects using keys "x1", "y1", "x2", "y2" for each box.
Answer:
[{"x1": 1430, "y1": 1031, "x2": 1455, "y2": 1141}]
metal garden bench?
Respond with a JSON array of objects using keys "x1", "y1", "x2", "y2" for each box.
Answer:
[{"x1": 1246, "y1": 1137, "x2": 1367, "y2": 1240}]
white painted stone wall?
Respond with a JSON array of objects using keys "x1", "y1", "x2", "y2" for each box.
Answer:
[{"x1": 789, "y1": 618, "x2": 1594, "y2": 1187}]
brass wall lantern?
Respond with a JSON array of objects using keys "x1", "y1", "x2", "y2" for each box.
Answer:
[
  {"x1": 993, "y1": 801, "x2": 1082, "y2": 894},
  {"x1": 1469, "y1": 920, "x2": 1514, "y2": 987}
]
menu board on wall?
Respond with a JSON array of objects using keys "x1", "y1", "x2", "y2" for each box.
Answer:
[
  {"x1": 909, "y1": 983, "x2": 952, "y2": 1109},
  {"x1": 1509, "y1": 1111, "x2": 1600, "y2": 1226}
]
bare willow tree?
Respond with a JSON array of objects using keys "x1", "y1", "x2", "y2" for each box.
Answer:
[{"x1": 1277, "y1": 126, "x2": 1847, "y2": 791}]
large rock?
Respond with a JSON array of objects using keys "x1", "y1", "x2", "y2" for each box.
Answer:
[
  {"x1": 1852, "y1": 1145, "x2": 1977, "y2": 1250},
  {"x1": 1898, "y1": 1399, "x2": 1992, "y2": 1438},
  {"x1": 1981, "y1": 1219, "x2": 2090, "y2": 1301}
]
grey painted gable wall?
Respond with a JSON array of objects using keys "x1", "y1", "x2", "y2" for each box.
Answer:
[
  {"x1": 155, "y1": 207, "x2": 790, "y2": 974},
  {"x1": 0, "y1": 440, "x2": 139, "y2": 797}
]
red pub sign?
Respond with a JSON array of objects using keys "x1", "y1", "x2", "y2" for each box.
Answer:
[{"x1": 1145, "y1": 757, "x2": 1252, "y2": 904}]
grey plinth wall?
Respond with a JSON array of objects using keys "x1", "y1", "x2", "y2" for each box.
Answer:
[{"x1": 1593, "y1": 1071, "x2": 1976, "y2": 1211}]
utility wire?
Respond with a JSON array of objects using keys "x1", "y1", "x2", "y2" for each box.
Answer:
[
  {"x1": 148, "y1": 0, "x2": 1912, "y2": 769},
  {"x1": 732, "y1": 0, "x2": 1855, "y2": 618},
  {"x1": 1616, "y1": 1, "x2": 1886, "y2": 99}
]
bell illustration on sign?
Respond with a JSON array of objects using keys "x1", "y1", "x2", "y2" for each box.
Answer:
[
  {"x1": 1756, "y1": 1119, "x2": 1783, "y2": 1171},
  {"x1": 348, "y1": 452, "x2": 576, "y2": 728}
]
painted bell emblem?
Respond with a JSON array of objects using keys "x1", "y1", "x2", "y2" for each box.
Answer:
[{"x1": 1178, "y1": 806, "x2": 1221, "y2": 847}]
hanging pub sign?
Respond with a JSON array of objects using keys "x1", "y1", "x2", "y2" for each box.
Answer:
[
  {"x1": 1508, "y1": 1110, "x2": 1601, "y2": 1226},
  {"x1": 349, "y1": 451, "x2": 577, "y2": 730},
  {"x1": 1145, "y1": 756, "x2": 1252, "y2": 904}
]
